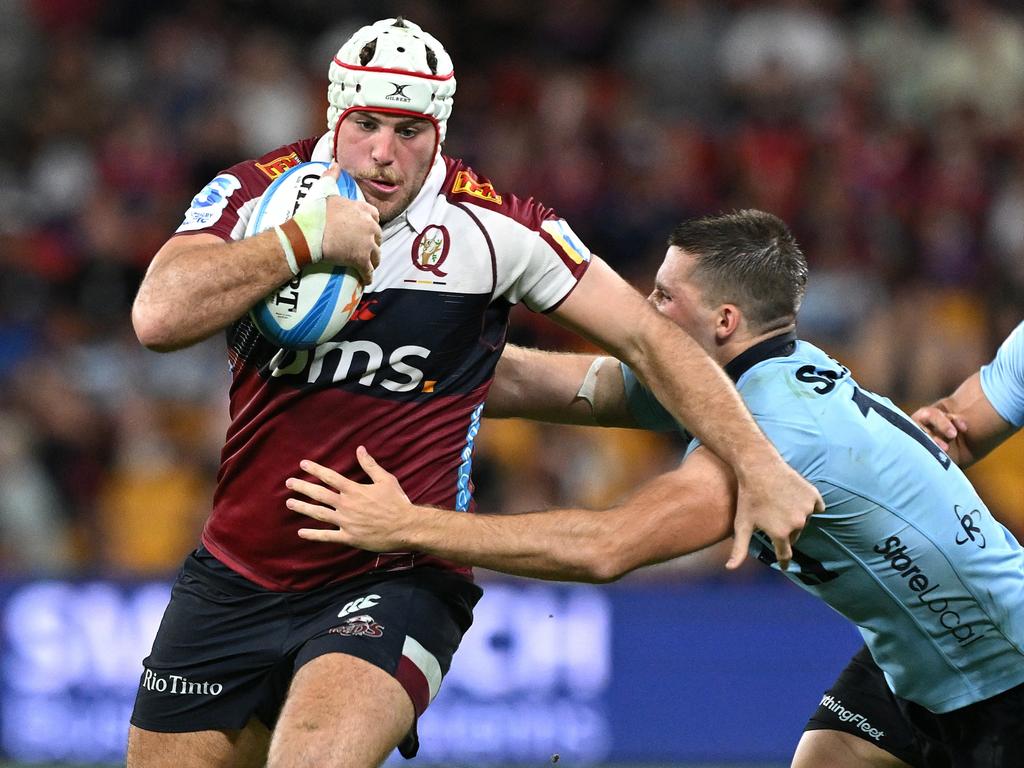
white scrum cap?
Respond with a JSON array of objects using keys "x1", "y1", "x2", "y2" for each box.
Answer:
[{"x1": 327, "y1": 17, "x2": 455, "y2": 158}]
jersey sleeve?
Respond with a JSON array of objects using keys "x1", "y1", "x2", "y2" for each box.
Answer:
[
  {"x1": 620, "y1": 363, "x2": 685, "y2": 432},
  {"x1": 979, "y1": 321, "x2": 1024, "y2": 427},
  {"x1": 174, "y1": 139, "x2": 319, "y2": 242},
  {"x1": 440, "y1": 161, "x2": 591, "y2": 312},
  {"x1": 498, "y1": 214, "x2": 592, "y2": 312}
]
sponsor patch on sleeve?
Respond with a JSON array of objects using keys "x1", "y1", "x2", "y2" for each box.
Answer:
[
  {"x1": 177, "y1": 174, "x2": 242, "y2": 232},
  {"x1": 451, "y1": 170, "x2": 502, "y2": 204},
  {"x1": 255, "y1": 152, "x2": 301, "y2": 179},
  {"x1": 541, "y1": 218, "x2": 591, "y2": 265}
]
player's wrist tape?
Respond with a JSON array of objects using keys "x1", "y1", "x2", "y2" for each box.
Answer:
[
  {"x1": 575, "y1": 356, "x2": 609, "y2": 414},
  {"x1": 274, "y1": 199, "x2": 329, "y2": 276}
]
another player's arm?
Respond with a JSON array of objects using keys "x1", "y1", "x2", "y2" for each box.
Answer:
[
  {"x1": 547, "y1": 257, "x2": 823, "y2": 569},
  {"x1": 486, "y1": 345, "x2": 637, "y2": 427},
  {"x1": 289, "y1": 445, "x2": 735, "y2": 582},
  {"x1": 133, "y1": 165, "x2": 381, "y2": 352},
  {"x1": 911, "y1": 372, "x2": 1015, "y2": 467}
]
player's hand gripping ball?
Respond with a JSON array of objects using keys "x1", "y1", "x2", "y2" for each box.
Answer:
[{"x1": 245, "y1": 161, "x2": 364, "y2": 350}]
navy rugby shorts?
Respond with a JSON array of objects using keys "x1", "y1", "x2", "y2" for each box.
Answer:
[
  {"x1": 806, "y1": 644, "x2": 1024, "y2": 767},
  {"x1": 130, "y1": 547, "x2": 482, "y2": 758}
]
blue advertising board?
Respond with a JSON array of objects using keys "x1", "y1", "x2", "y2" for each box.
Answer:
[{"x1": 0, "y1": 575, "x2": 861, "y2": 764}]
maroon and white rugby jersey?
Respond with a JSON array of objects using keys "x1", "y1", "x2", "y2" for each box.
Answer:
[{"x1": 173, "y1": 134, "x2": 591, "y2": 590}]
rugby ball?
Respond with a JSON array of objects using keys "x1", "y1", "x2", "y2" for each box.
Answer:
[{"x1": 245, "y1": 161, "x2": 364, "y2": 350}]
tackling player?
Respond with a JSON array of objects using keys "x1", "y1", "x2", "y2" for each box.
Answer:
[
  {"x1": 794, "y1": 322, "x2": 1024, "y2": 767},
  {"x1": 289, "y1": 210, "x2": 1024, "y2": 767},
  {"x1": 793, "y1": 320, "x2": 1024, "y2": 767},
  {"x1": 128, "y1": 18, "x2": 821, "y2": 768}
]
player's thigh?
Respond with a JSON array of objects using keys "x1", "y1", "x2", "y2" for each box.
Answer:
[
  {"x1": 126, "y1": 719, "x2": 270, "y2": 768},
  {"x1": 792, "y1": 728, "x2": 914, "y2": 768},
  {"x1": 267, "y1": 652, "x2": 413, "y2": 768}
]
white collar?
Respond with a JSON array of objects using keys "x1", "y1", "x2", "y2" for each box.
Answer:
[
  {"x1": 387, "y1": 154, "x2": 445, "y2": 236},
  {"x1": 311, "y1": 133, "x2": 333, "y2": 161}
]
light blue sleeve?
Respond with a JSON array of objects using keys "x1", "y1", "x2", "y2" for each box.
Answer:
[
  {"x1": 979, "y1": 322, "x2": 1024, "y2": 428},
  {"x1": 619, "y1": 363, "x2": 684, "y2": 432}
]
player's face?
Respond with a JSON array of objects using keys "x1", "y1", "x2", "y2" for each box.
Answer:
[
  {"x1": 335, "y1": 112, "x2": 437, "y2": 225},
  {"x1": 648, "y1": 247, "x2": 719, "y2": 355}
]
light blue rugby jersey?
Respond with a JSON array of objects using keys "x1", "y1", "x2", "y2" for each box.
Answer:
[
  {"x1": 622, "y1": 332, "x2": 1024, "y2": 713},
  {"x1": 979, "y1": 321, "x2": 1024, "y2": 427}
]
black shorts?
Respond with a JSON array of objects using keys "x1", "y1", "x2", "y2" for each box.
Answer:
[
  {"x1": 130, "y1": 547, "x2": 482, "y2": 758},
  {"x1": 805, "y1": 645, "x2": 923, "y2": 766},
  {"x1": 805, "y1": 644, "x2": 1024, "y2": 767}
]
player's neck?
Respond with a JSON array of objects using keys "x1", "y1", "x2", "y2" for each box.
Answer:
[{"x1": 718, "y1": 325, "x2": 796, "y2": 369}]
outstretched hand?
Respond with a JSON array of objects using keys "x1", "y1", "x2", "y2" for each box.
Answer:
[
  {"x1": 728, "y1": 458, "x2": 824, "y2": 570},
  {"x1": 287, "y1": 447, "x2": 419, "y2": 552}
]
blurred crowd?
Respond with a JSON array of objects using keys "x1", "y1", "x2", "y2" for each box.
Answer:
[{"x1": 2, "y1": 0, "x2": 1023, "y2": 577}]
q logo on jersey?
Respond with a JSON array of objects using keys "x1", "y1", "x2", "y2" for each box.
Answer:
[
  {"x1": 412, "y1": 225, "x2": 451, "y2": 277},
  {"x1": 541, "y1": 219, "x2": 591, "y2": 265}
]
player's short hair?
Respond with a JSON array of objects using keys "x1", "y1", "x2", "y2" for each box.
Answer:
[{"x1": 668, "y1": 210, "x2": 808, "y2": 332}]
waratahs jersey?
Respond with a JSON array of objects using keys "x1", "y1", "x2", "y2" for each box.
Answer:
[
  {"x1": 174, "y1": 134, "x2": 591, "y2": 590},
  {"x1": 622, "y1": 333, "x2": 1024, "y2": 713},
  {"x1": 980, "y1": 321, "x2": 1024, "y2": 427}
]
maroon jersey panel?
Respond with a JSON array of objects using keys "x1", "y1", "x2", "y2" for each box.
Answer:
[
  {"x1": 175, "y1": 137, "x2": 320, "y2": 241},
  {"x1": 204, "y1": 286, "x2": 509, "y2": 591},
  {"x1": 203, "y1": 376, "x2": 484, "y2": 591}
]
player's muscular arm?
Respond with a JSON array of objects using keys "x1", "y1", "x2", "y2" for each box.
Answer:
[
  {"x1": 548, "y1": 257, "x2": 824, "y2": 569},
  {"x1": 289, "y1": 446, "x2": 735, "y2": 582},
  {"x1": 133, "y1": 165, "x2": 381, "y2": 352},
  {"x1": 132, "y1": 231, "x2": 295, "y2": 352},
  {"x1": 486, "y1": 345, "x2": 636, "y2": 426},
  {"x1": 911, "y1": 372, "x2": 1015, "y2": 467}
]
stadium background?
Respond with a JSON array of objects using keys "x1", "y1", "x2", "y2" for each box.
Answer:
[{"x1": 1, "y1": 0, "x2": 1023, "y2": 765}]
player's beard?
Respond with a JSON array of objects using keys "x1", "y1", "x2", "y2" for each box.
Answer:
[
  {"x1": 357, "y1": 169, "x2": 422, "y2": 226},
  {"x1": 375, "y1": 184, "x2": 419, "y2": 226}
]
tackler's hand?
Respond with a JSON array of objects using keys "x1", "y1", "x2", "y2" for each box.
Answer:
[{"x1": 287, "y1": 447, "x2": 418, "y2": 552}]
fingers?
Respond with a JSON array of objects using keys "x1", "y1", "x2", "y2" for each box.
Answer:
[
  {"x1": 297, "y1": 459, "x2": 349, "y2": 490},
  {"x1": 726, "y1": 518, "x2": 753, "y2": 570},
  {"x1": 912, "y1": 407, "x2": 959, "y2": 441},
  {"x1": 313, "y1": 164, "x2": 341, "y2": 198},
  {"x1": 286, "y1": 497, "x2": 340, "y2": 525},
  {"x1": 285, "y1": 476, "x2": 343, "y2": 507},
  {"x1": 298, "y1": 526, "x2": 349, "y2": 543},
  {"x1": 773, "y1": 536, "x2": 793, "y2": 572},
  {"x1": 355, "y1": 446, "x2": 395, "y2": 483},
  {"x1": 365, "y1": 244, "x2": 380, "y2": 285}
]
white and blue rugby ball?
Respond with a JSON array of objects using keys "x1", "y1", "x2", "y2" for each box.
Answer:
[{"x1": 246, "y1": 161, "x2": 364, "y2": 350}]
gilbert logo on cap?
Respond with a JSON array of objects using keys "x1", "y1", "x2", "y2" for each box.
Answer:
[{"x1": 386, "y1": 83, "x2": 413, "y2": 103}]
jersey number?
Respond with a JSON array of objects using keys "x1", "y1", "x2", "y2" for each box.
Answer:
[{"x1": 851, "y1": 388, "x2": 951, "y2": 470}]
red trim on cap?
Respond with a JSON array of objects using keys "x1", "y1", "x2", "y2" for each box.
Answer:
[
  {"x1": 332, "y1": 107, "x2": 441, "y2": 163},
  {"x1": 333, "y1": 59, "x2": 454, "y2": 81},
  {"x1": 395, "y1": 655, "x2": 430, "y2": 715}
]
